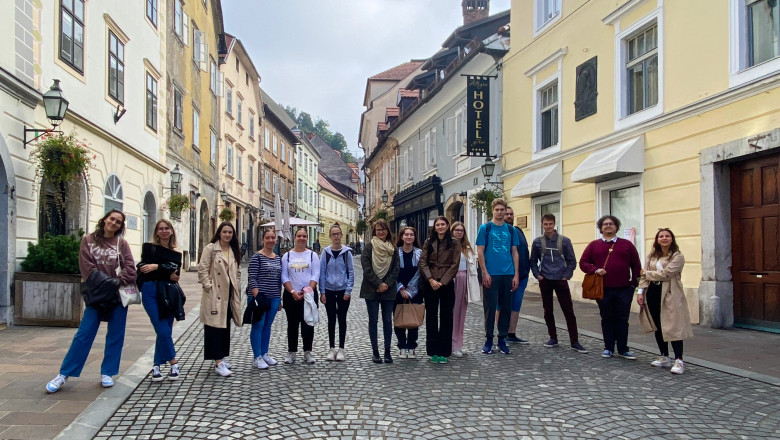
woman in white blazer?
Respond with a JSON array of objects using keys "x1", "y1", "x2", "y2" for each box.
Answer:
[{"x1": 450, "y1": 222, "x2": 480, "y2": 357}]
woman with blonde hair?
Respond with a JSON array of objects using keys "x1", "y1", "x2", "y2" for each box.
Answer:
[
  {"x1": 450, "y1": 221, "x2": 480, "y2": 357},
  {"x1": 137, "y1": 219, "x2": 184, "y2": 381},
  {"x1": 360, "y1": 219, "x2": 400, "y2": 363}
]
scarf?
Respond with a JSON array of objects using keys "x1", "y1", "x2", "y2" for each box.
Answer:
[{"x1": 371, "y1": 236, "x2": 395, "y2": 278}]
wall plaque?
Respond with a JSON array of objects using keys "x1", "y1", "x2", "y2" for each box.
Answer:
[{"x1": 575, "y1": 56, "x2": 598, "y2": 121}]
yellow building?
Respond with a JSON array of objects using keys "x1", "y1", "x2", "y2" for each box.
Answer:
[
  {"x1": 318, "y1": 172, "x2": 359, "y2": 247},
  {"x1": 502, "y1": 0, "x2": 780, "y2": 330}
]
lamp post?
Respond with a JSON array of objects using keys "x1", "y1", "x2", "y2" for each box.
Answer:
[
  {"x1": 481, "y1": 156, "x2": 503, "y2": 189},
  {"x1": 169, "y1": 164, "x2": 182, "y2": 193},
  {"x1": 381, "y1": 189, "x2": 389, "y2": 207},
  {"x1": 220, "y1": 188, "x2": 229, "y2": 206},
  {"x1": 23, "y1": 79, "x2": 69, "y2": 148}
]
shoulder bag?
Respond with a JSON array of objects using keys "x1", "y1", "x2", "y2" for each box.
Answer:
[
  {"x1": 117, "y1": 239, "x2": 141, "y2": 307},
  {"x1": 581, "y1": 243, "x2": 615, "y2": 301}
]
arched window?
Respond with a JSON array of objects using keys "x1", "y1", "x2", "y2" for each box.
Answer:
[{"x1": 104, "y1": 175, "x2": 124, "y2": 213}]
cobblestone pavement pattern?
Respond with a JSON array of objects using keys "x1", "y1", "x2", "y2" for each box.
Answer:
[{"x1": 94, "y1": 258, "x2": 780, "y2": 440}]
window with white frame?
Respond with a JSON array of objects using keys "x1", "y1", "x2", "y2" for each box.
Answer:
[
  {"x1": 192, "y1": 29, "x2": 207, "y2": 71},
  {"x1": 539, "y1": 81, "x2": 559, "y2": 150},
  {"x1": 298, "y1": 150, "x2": 303, "y2": 165},
  {"x1": 280, "y1": 180, "x2": 286, "y2": 198},
  {"x1": 536, "y1": 0, "x2": 561, "y2": 31},
  {"x1": 226, "y1": 87, "x2": 232, "y2": 115},
  {"x1": 146, "y1": 0, "x2": 158, "y2": 27},
  {"x1": 226, "y1": 142, "x2": 234, "y2": 175},
  {"x1": 237, "y1": 98, "x2": 243, "y2": 125},
  {"x1": 281, "y1": 141, "x2": 286, "y2": 162},
  {"x1": 272, "y1": 134, "x2": 278, "y2": 156},
  {"x1": 192, "y1": 109, "x2": 200, "y2": 150},
  {"x1": 597, "y1": 175, "x2": 644, "y2": 260},
  {"x1": 428, "y1": 128, "x2": 436, "y2": 167},
  {"x1": 104, "y1": 175, "x2": 124, "y2": 213},
  {"x1": 210, "y1": 129, "x2": 217, "y2": 165},
  {"x1": 298, "y1": 179, "x2": 303, "y2": 199},
  {"x1": 398, "y1": 152, "x2": 406, "y2": 185},
  {"x1": 108, "y1": 31, "x2": 125, "y2": 103},
  {"x1": 209, "y1": 58, "x2": 218, "y2": 93},
  {"x1": 60, "y1": 0, "x2": 85, "y2": 72},
  {"x1": 249, "y1": 163, "x2": 254, "y2": 190},
  {"x1": 264, "y1": 128, "x2": 270, "y2": 150},
  {"x1": 289, "y1": 182, "x2": 294, "y2": 200},
  {"x1": 273, "y1": 175, "x2": 278, "y2": 193},
  {"x1": 730, "y1": 0, "x2": 780, "y2": 86},
  {"x1": 418, "y1": 137, "x2": 426, "y2": 173},
  {"x1": 446, "y1": 116, "x2": 457, "y2": 156},
  {"x1": 173, "y1": 1, "x2": 188, "y2": 45},
  {"x1": 407, "y1": 147, "x2": 413, "y2": 180},
  {"x1": 146, "y1": 73, "x2": 158, "y2": 131},
  {"x1": 249, "y1": 113, "x2": 255, "y2": 138},
  {"x1": 626, "y1": 25, "x2": 659, "y2": 115},
  {"x1": 289, "y1": 149, "x2": 294, "y2": 168},
  {"x1": 237, "y1": 153, "x2": 243, "y2": 182},
  {"x1": 532, "y1": 195, "x2": 561, "y2": 240},
  {"x1": 264, "y1": 168, "x2": 270, "y2": 190}
]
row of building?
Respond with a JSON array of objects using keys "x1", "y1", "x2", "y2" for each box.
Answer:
[
  {"x1": 0, "y1": 0, "x2": 360, "y2": 325},
  {"x1": 361, "y1": 0, "x2": 780, "y2": 332}
]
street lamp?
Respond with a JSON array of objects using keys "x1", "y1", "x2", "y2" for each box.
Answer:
[
  {"x1": 381, "y1": 189, "x2": 389, "y2": 207},
  {"x1": 23, "y1": 79, "x2": 69, "y2": 148},
  {"x1": 220, "y1": 188, "x2": 229, "y2": 205},
  {"x1": 481, "y1": 156, "x2": 503, "y2": 189},
  {"x1": 170, "y1": 164, "x2": 182, "y2": 192}
]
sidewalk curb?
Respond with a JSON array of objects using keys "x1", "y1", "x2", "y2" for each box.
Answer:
[
  {"x1": 53, "y1": 304, "x2": 203, "y2": 440},
  {"x1": 518, "y1": 312, "x2": 780, "y2": 387}
]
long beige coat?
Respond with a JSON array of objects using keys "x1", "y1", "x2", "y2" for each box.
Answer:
[
  {"x1": 638, "y1": 251, "x2": 693, "y2": 341},
  {"x1": 198, "y1": 243, "x2": 242, "y2": 328}
]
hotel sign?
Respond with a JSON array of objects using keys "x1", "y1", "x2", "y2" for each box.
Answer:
[{"x1": 466, "y1": 76, "x2": 490, "y2": 157}]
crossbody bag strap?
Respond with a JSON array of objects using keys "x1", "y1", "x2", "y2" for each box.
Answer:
[{"x1": 602, "y1": 242, "x2": 616, "y2": 269}]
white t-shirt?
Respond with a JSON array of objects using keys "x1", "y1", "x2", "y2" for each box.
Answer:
[{"x1": 281, "y1": 250, "x2": 321, "y2": 292}]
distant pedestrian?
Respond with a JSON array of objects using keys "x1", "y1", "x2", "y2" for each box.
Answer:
[
  {"x1": 313, "y1": 240, "x2": 321, "y2": 253},
  {"x1": 502, "y1": 207, "x2": 531, "y2": 344},
  {"x1": 579, "y1": 215, "x2": 642, "y2": 360},
  {"x1": 637, "y1": 228, "x2": 692, "y2": 374},
  {"x1": 319, "y1": 224, "x2": 355, "y2": 362},
  {"x1": 281, "y1": 227, "x2": 321, "y2": 365},
  {"x1": 360, "y1": 219, "x2": 399, "y2": 364},
  {"x1": 529, "y1": 214, "x2": 587, "y2": 353},
  {"x1": 47, "y1": 209, "x2": 136, "y2": 393},
  {"x1": 246, "y1": 229, "x2": 283, "y2": 370},
  {"x1": 450, "y1": 221, "x2": 480, "y2": 358},
  {"x1": 419, "y1": 216, "x2": 461, "y2": 364},
  {"x1": 476, "y1": 199, "x2": 521, "y2": 355},
  {"x1": 394, "y1": 226, "x2": 422, "y2": 359},
  {"x1": 198, "y1": 222, "x2": 243, "y2": 377},
  {"x1": 138, "y1": 219, "x2": 184, "y2": 382}
]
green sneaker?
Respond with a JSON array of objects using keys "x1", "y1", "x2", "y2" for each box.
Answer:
[
  {"x1": 438, "y1": 356, "x2": 448, "y2": 364},
  {"x1": 429, "y1": 355, "x2": 439, "y2": 364}
]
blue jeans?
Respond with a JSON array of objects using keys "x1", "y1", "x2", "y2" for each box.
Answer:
[
  {"x1": 495, "y1": 276, "x2": 528, "y2": 312},
  {"x1": 141, "y1": 281, "x2": 176, "y2": 365},
  {"x1": 60, "y1": 304, "x2": 128, "y2": 377},
  {"x1": 483, "y1": 274, "x2": 513, "y2": 340},
  {"x1": 249, "y1": 296, "x2": 281, "y2": 358}
]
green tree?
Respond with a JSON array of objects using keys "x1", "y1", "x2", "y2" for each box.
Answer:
[{"x1": 283, "y1": 105, "x2": 360, "y2": 164}]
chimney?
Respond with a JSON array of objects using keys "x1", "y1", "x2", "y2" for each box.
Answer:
[{"x1": 462, "y1": 0, "x2": 489, "y2": 25}]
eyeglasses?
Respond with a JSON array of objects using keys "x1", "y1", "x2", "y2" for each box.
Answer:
[{"x1": 601, "y1": 222, "x2": 616, "y2": 226}]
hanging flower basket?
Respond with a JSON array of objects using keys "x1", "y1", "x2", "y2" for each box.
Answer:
[
  {"x1": 469, "y1": 188, "x2": 503, "y2": 215},
  {"x1": 30, "y1": 132, "x2": 92, "y2": 220},
  {"x1": 163, "y1": 193, "x2": 192, "y2": 221},
  {"x1": 219, "y1": 207, "x2": 235, "y2": 222}
]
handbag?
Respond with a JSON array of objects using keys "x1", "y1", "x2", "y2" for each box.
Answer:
[
  {"x1": 116, "y1": 239, "x2": 141, "y2": 307},
  {"x1": 582, "y1": 243, "x2": 615, "y2": 301},
  {"x1": 393, "y1": 300, "x2": 425, "y2": 329},
  {"x1": 639, "y1": 304, "x2": 657, "y2": 333}
]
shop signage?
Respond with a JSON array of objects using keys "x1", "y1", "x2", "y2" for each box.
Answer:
[{"x1": 466, "y1": 76, "x2": 490, "y2": 157}]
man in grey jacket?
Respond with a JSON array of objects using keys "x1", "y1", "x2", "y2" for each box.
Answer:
[{"x1": 529, "y1": 214, "x2": 587, "y2": 353}]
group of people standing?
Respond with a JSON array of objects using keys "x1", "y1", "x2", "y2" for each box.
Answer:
[{"x1": 46, "y1": 197, "x2": 693, "y2": 392}]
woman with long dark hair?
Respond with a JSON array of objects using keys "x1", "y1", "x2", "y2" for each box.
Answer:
[
  {"x1": 198, "y1": 222, "x2": 243, "y2": 377},
  {"x1": 394, "y1": 226, "x2": 422, "y2": 359},
  {"x1": 138, "y1": 219, "x2": 183, "y2": 381},
  {"x1": 419, "y1": 216, "x2": 461, "y2": 364},
  {"x1": 637, "y1": 228, "x2": 693, "y2": 374},
  {"x1": 360, "y1": 219, "x2": 400, "y2": 363},
  {"x1": 450, "y1": 221, "x2": 479, "y2": 358},
  {"x1": 281, "y1": 227, "x2": 321, "y2": 365},
  {"x1": 46, "y1": 209, "x2": 136, "y2": 393},
  {"x1": 247, "y1": 229, "x2": 283, "y2": 370}
]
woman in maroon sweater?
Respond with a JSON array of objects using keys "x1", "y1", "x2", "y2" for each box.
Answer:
[{"x1": 579, "y1": 215, "x2": 641, "y2": 360}]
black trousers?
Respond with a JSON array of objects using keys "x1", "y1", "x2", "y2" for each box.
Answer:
[
  {"x1": 596, "y1": 286, "x2": 634, "y2": 353},
  {"x1": 204, "y1": 290, "x2": 232, "y2": 360},
  {"x1": 324, "y1": 290, "x2": 350, "y2": 348},
  {"x1": 424, "y1": 281, "x2": 455, "y2": 357},
  {"x1": 646, "y1": 283, "x2": 683, "y2": 359},
  {"x1": 366, "y1": 298, "x2": 395, "y2": 355},
  {"x1": 282, "y1": 291, "x2": 315, "y2": 352},
  {"x1": 539, "y1": 279, "x2": 580, "y2": 344}
]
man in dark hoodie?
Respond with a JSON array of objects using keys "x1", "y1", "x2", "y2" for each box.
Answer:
[{"x1": 529, "y1": 213, "x2": 587, "y2": 353}]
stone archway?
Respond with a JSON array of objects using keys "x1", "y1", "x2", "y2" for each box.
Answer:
[{"x1": 0, "y1": 135, "x2": 16, "y2": 324}]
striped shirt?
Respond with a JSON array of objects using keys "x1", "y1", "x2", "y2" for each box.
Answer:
[{"x1": 247, "y1": 253, "x2": 282, "y2": 299}]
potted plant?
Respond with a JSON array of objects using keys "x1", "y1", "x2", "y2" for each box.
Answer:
[
  {"x1": 469, "y1": 188, "x2": 503, "y2": 216},
  {"x1": 15, "y1": 232, "x2": 84, "y2": 327},
  {"x1": 219, "y1": 207, "x2": 236, "y2": 222},
  {"x1": 164, "y1": 193, "x2": 192, "y2": 220},
  {"x1": 30, "y1": 132, "x2": 92, "y2": 221}
]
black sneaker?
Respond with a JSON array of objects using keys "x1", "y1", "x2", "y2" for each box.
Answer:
[
  {"x1": 498, "y1": 338, "x2": 511, "y2": 355},
  {"x1": 482, "y1": 339, "x2": 494, "y2": 354},
  {"x1": 571, "y1": 342, "x2": 588, "y2": 354},
  {"x1": 372, "y1": 351, "x2": 382, "y2": 364},
  {"x1": 151, "y1": 365, "x2": 163, "y2": 382},
  {"x1": 543, "y1": 338, "x2": 559, "y2": 348}
]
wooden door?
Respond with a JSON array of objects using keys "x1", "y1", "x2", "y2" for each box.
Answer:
[{"x1": 730, "y1": 153, "x2": 780, "y2": 330}]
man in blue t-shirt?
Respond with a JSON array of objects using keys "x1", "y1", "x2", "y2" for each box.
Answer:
[{"x1": 476, "y1": 198, "x2": 520, "y2": 355}]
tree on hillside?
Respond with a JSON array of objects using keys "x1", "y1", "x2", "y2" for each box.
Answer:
[{"x1": 284, "y1": 105, "x2": 357, "y2": 163}]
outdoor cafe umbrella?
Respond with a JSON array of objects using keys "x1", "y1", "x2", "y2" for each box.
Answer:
[
  {"x1": 274, "y1": 193, "x2": 285, "y2": 239},
  {"x1": 283, "y1": 198, "x2": 292, "y2": 241}
]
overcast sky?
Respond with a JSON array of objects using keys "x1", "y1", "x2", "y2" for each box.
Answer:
[{"x1": 222, "y1": 0, "x2": 511, "y2": 158}]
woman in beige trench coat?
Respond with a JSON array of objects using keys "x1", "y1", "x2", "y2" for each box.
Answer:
[
  {"x1": 637, "y1": 228, "x2": 693, "y2": 375},
  {"x1": 198, "y1": 222, "x2": 243, "y2": 377}
]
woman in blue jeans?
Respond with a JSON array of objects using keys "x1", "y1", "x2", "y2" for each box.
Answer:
[
  {"x1": 137, "y1": 219, "x2": 183, "y2": 381},
  {"x1": 46, "y1": 209, "x2": 136, "y2": 393},
  {"x1": 247, "y1": 229, "x2": 283, "y2": 369}
]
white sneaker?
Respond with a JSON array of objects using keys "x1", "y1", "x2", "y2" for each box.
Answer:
[
  {"x1": 335, "y1": 348, "x2": 345, "y2": 362},
  {"x1": 151, "y1": 365, "x2": 163, "y2": 382},
  {"x1": 215, "y1": 362, "x2": 232, "y2": 377},
  {"x1": 408, "y1": 349, "x2": 416, "y2": 359},
  {"x1": 168, "y1": 363, "x2": 180, "y2": 381},
  {"x1": 650, "y1": 356, "x2": 672, "y2": 368},
  {"x1": 284, "y1": 352, "x2": 297, "y2": 364},
  {"x1": 452, "y1": 350, "x2": 463, "y2": 358},
  {"x1": 326, "y1": 348, "x2": 337, "y2": 361},
  {"x1": 303, "y1": 351, "x2": 316, "y2": 364},
  {"x1": 671, "y1": 359, "x2": 685, "y2": 375},
  {"x1": 222, "y1": 361, "x2": 232, "y2": 370},
  {"x1": 101, "y1": 375, "x2": 114, "y2": 388},
  {"x1": 262, "y1": 354, "x2": 278, "y2": 366},
  {"x1": 253, "y1": 356, "x2": 269, "y2": 370},
  {"x1": 398, "y1": 348, "x2": 407, "y2": 359},
  {"x1": 46, "y1": 374, "x2": 67, "y2": 393}
]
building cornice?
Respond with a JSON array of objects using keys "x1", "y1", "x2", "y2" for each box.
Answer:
[
  {"x1": 524, "y1": 47, "x2": 568, "y2": 78},
  {"x1": 0, "y1": 67, "x2": 40, "y2": 109}
]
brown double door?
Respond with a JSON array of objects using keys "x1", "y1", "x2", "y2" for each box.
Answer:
[{"x1": 730, "y1": 153, "x2": 780, "y2": 330}]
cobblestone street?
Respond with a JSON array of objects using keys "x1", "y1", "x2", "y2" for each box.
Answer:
[{"x1": 93, "y1": 260, "x2": 780, "y2": 440}]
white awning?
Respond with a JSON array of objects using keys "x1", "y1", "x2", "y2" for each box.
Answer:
[
  {"x1": 571, "y1": 136, "x2": 644, "y2": 183},
  {"x1": 510, "y1": 162, "x2": 562, "y2": 198}
]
